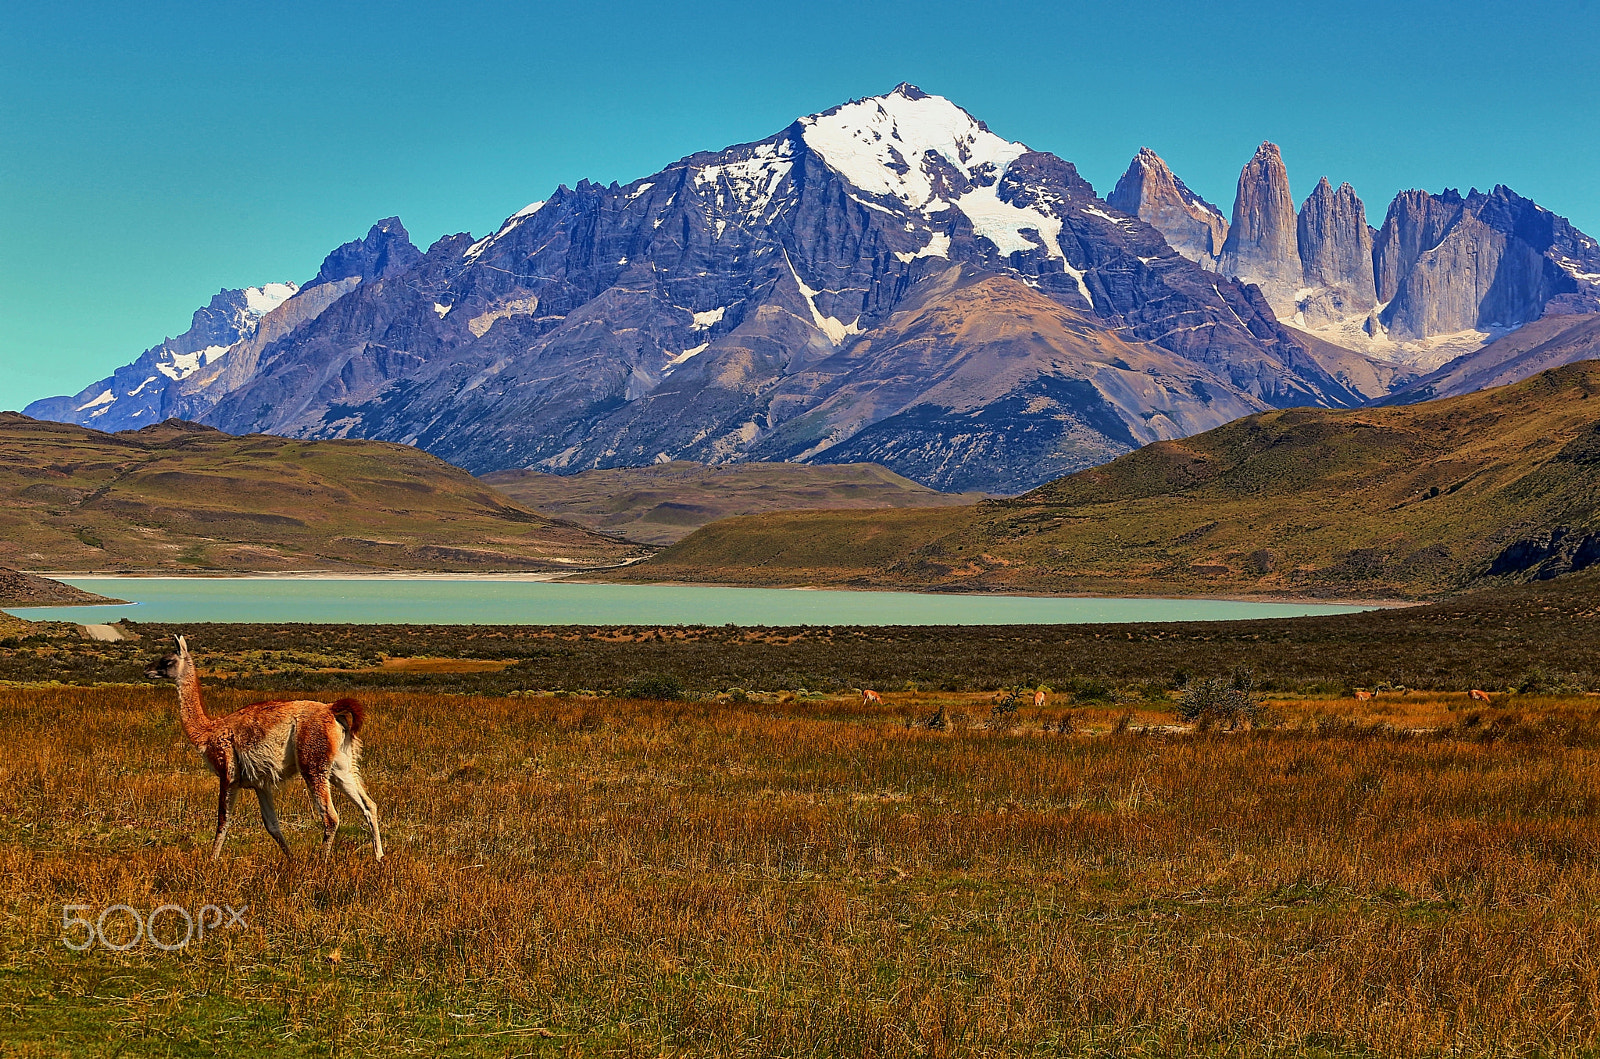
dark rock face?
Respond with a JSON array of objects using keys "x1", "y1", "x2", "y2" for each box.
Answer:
[
  {"x1": 1489, "y1": 526, "x2": 1600, "y2": 579},
  {"x1": 1107, "y1": 148, "x2": 1228, "y2": 270},
  {"x1": 1218, "y1": 143, "x2": 1301, "y2": 317},
  {"x1": 1374, "y1": 186, "x2": 1600, "y2": 340},
  {"x1": 1296, "y1": 177, "x2": 1377, "y2": 326},
  {"x1": 26, "y1": 88, "x2": 1366, "y2": 493},
  {"x1": 303, "y1": 217, "x2": 423, "y2": 291}
]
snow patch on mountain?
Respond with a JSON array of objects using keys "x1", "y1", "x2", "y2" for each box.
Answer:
[
  {"x1": 157, "y1": 344, "x2": 230, "y2": 381},
  {"x1": 465, "y1": 201, "x2": 546, "y2": 261},
  {"x1": 785, "y1": 251, "x2": 862, "y2": 345},
  {"x1": 75, "y1": 389, "x2": 114, "y2": 412},
  {"x1": 894, "y1": 232, "x2": 952, "y2": 263},
  {"x1": 690, "y1": 306, "x2": 726, "y2": 330},
  {"x1": 244, "y1": 282, "x2": 298, "y2": 317},
  {"x1": 694, "y1": 141, "x2": 794, "y2": 221}
]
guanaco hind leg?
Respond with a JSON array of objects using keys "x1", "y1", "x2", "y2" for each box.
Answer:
[{"x1": 331, "y1": 764, "x2": 384, "y2": 860}]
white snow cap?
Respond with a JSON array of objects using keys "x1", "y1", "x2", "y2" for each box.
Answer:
[
  {"x1": 799, "y1": 84, "x2": 1028, "y2": 213},
  {"x1": 800, "y1": 84, "x2": 1092, "y2": 306},
  {"x1": 244, "y1": 282, "x2": 298, "y2": 317},
  {"x1": 465, "y1": 201, "x2": 547, "y2": 262}
]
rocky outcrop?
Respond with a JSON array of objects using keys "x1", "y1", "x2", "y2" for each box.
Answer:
[
  {"x1": 302, "y1": 217, "x2": 424, "y2": 291},
  {"x1": 1488, "y1": 526, "x2": 1600, "y2": 580},
  {"x1": 1107, "y1": 148, "x2": 1228, "y2": 270},
  {"x1": 1219, "y1": 142, "x2": 1302, "y2": 317},
  {"x1": 1374, "y1": 186, "x2": 1600, "y2": 340},
  {"x1": 1369, "y1": 186, "x2": 1600, "y2": 342},
  {"x1": 1296, "y1": 177, "x2": 1376, "y2": 327}
]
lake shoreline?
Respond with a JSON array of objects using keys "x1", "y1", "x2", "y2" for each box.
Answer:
[{"x1": 22, "y1": 569, "x2": 1419, "y2": 610}]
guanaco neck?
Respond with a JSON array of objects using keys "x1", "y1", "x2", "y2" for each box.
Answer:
[{"x1": 175, "y1": 658, "x2": 212, "y2": 745}]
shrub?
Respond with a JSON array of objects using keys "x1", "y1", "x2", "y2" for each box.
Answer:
[
  {"x1": 623, "y1": 674, "x2": 686, "y2": 700},
  {"x1": 1514, "y1": 665, "x2": 1587, "y2": 695},
  {"x1": 1177, "y1": 668, "x2": 1274, "y2": 729}
]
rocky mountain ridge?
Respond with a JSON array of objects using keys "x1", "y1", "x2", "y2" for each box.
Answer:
[{"x1": 1116, "y1": 145, "x2": 1600, "y2": 370}]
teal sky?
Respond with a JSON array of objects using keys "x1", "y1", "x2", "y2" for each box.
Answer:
[{"x1": 3, "y1": 0, "x2": 1597, "y2": 412}]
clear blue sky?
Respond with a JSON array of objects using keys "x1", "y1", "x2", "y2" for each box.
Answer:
[{"x1": 3, "y1": 0, "x2": 1597, "y2": 412}]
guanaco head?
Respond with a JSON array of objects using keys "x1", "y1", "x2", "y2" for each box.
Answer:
[{"x1": 145, "y1": 634, "x2": 191, "y2": 681}]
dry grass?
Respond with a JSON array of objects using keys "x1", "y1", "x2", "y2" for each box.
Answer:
[{"x1": 5, "y1": 684, "x2": 1600, "y2": 1056}]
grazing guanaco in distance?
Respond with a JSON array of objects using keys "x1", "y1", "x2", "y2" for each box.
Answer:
[
  {"x1": 1469, "y1": 688, "x2": 1493, "y2": 704},
  {"x1": 861, "y1": 688, "x2": 883, "y2": 706},
  {"x1": 147, "y1": 635, "x2": 383, "y2": 861},
  {"x1": 1033, "y1": 687, "x2": 1048, "y2": 708},
  {"x1": 1354, "y1": 689, "x2": 1373, "y2": 701}
]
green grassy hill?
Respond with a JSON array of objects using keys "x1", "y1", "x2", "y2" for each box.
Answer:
[
  {"x1": 614, "y1": 361, "x2": 1600, "y2": 599},
  {"x1": 482, "y1": 461, "x2": 984, "y2": 545},
  {"x1": 0, "y1": 415, "x2": 648, "y2": 573}
]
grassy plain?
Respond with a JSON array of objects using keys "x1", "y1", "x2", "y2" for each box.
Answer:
[
  {"x1": 482, "y1": 462, "x2": 984, "y2": 545},
  {"x1": 4, "y1": 572, "x2": 1599, "y2": 1055},
  {"x1": 0, "y1": 414, "x2": 646, "y2": 573},
  {"x1": 615, "y1": 363, "x2": 1600, "y2": 598},
  {"x1": 7, "y1": 678, "x2": 1600, "y2": 1057}
]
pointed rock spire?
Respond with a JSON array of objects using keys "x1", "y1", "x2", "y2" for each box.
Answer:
[
  {"x1": 1296, "y1": 177, "x2": 1376, "y2": 326},
  {"x1": 1107, "y1": 147, "x2": 1229, "y2": 270},
  {"x1": 1219, "y1": 142, "x2": 1302, "y2": 317}
]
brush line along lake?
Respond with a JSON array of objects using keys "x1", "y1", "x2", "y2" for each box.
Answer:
[{"x1": 3, "y1": 578, "x2": 1373, "y2": 626}]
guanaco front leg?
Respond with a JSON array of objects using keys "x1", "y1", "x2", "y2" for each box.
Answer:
[{"x1": 210, "y1": 782, "x2": 239, "y2": 860}]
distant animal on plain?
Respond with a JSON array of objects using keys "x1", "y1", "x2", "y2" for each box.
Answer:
[
  {"x1": 1354, "y1": 690, "x2": 1373, "y2": 701},
  {"x1": 861, "y1": 688, "x2": 883, "y2": 706},
  {"x1": 1469, "y1": 689, "x2": 1493, "y2": 704},
  {"x1": 147, "y1": 635, "x2": 383, "y2": 861},
  {"x1": 1033, "y1": 687, "x2": 1048, "y2": 708}
]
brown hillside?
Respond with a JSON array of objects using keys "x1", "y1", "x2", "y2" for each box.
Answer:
[
  {"x1": 613, "y1": 361, "x2": 1600, "y2": 598},
  {"x1": 0, "y1": 415, "x2": 648, "y2": 573},
  {"x1": 482, "y1": 461, "x2": 983, "y2": 545}
]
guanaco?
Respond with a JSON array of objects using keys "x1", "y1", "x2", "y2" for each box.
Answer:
[{"x1": 147, "y1": 635, "x2": 383, "y2": 860}]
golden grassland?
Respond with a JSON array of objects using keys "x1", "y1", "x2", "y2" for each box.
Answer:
[{"x1": 6, "y1": 682, "x2": 1600, "y2": 1056}]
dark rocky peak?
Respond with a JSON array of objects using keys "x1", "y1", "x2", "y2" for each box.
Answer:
[
  {"x1": 1219, "y1": 142, "x2": 1302, "y2": 316},
  {"x1": 1372, "y1": 190, "x2": 1466, "y2": 303},
  {"x1": 1296, "y1": 177, "x2": 1376, "y2": 325},
  {"x1": 1106, "y1": 147, "x2": 1229, "y2": 269},
  {"x1": 304, "y1": 217, "x2": 423, "y2": 290}
]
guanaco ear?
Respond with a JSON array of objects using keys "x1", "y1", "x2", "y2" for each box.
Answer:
[{"x1": 176, "y1": 634, "x2": 189, "y2": 654}]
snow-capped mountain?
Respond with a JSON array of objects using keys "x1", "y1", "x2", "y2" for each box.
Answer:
[
  {"x1": 24, "y1": 283, "x2": 297, "y2": 431},
  {"x1": 28, "y1": 86, "x2": 1426, "y2": 491},
  {"x1": 24, "y1": 220, "x2": 421, "y2": 432}
]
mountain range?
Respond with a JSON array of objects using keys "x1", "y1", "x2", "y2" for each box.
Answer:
[{"x1": 24, "y1": 85, "x2": 1600, "y2": 494}]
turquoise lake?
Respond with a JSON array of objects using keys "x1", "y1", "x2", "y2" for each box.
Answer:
[{"x1": 2, "y1": 578, "x2": 1373, "y2": 626}]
